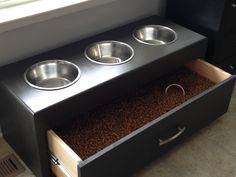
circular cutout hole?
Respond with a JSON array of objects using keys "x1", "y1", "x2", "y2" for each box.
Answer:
[
  {"x1": 24, "y1": 60, "x2": 81, "y2": 90},
  {"x1": 133, "y1": 25, "x2": 178, "y2": 46},
  {"x1": 85, "y1": 41, "x2": 134, "y2": 65}
]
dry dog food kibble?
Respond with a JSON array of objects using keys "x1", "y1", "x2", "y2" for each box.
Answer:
[{"x1": 55, "y1": 68, "x2": 215, "y2": 160}]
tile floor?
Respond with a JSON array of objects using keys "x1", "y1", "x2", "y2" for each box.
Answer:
[{"x1": 0, "y1": 86, "x2": 235, "y2": 177}]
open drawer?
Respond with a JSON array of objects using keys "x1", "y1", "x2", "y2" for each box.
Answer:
[{"x1": 47, "y1": 59, "x2": 235, "y2": 177}]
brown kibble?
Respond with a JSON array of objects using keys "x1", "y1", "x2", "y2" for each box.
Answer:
[{"x1": 55, "y1": 68, "x2": 215, "y2": 160}]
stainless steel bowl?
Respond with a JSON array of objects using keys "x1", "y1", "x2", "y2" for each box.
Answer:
[
  {"x1": 85, "y1": 41, "x2": 134, "y2": 65},
  {"x1": 24, "y1": 60, "x2": 81, "y2": 90},
  {"x1": 133, "y1": 25, "x2": 178, "y2": 46}
]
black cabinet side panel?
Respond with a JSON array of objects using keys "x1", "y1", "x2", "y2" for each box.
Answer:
[
  {"x1": 166, "y1": 0, "x2": 226, "y2": 33},
  {"x1": 166, "y1": 0, "x2": 227, "y2": 61},
  {"x1": 0, "y1": 84, "x2": 43, "y2": 177}
]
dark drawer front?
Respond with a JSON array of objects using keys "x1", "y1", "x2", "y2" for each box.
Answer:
[
  {"x1": 79, "y1": 77, "x2": 236, "y2": 177},
  {"x1": 218, "y1": 34, "x2": 236, "y2": 61},
  {"x1": 224, "y1": 0, "x2": 236, "y2": 34},
  {"x1": 79, "y1": 110, "x2": 188, "y2": 177}
]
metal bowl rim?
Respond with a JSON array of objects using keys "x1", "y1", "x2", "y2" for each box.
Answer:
[
  {"x1": 24, "y1": 59, "x2": 81, "y2": 91},
  {"x1": 84, "y1": 40, "x2": 135, "y2": 66},
  {"x1": 132, "y1": 25, "x2": 178, "y2": 46}
]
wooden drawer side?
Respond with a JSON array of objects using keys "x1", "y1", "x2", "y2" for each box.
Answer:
[
  {"x1": 47, "y1": 130, "x2": 81, "y2": 177},
  {"x1": 186, "y1": 59, "x2": 232, "y2": 83}
]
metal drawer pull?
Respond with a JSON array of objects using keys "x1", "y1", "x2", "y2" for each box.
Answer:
[{"x1": 159, "y1": 127, "x2": 186, "y2": 146}]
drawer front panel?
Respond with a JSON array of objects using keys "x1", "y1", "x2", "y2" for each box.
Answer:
[
  {"x1": 79, "y1": 112, "x2": 188, "y2": 177},
  {"x1": 79, "y1": 76, "x2": 235, "y2": 177}
]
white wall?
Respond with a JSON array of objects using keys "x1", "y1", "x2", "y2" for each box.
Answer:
[{"x1": 0, "y1": 0, "x2": 165, "y2": 67}]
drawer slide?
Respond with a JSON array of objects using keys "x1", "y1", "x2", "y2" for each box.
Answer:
[{"x1": 50, "y1": 154, "x2": 72, "y2": 177}]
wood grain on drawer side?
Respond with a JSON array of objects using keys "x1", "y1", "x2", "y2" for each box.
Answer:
[
  {"x1": 47, "y1": 130, "x2": 82, "y2": 177},
  {"x1": 186, "y1": 59, "x2": 231, "y2": 83}
]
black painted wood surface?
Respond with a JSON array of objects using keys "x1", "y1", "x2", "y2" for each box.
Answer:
[{"x1": 0, "y1": 15, "x2": 216, "y2": 177}]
